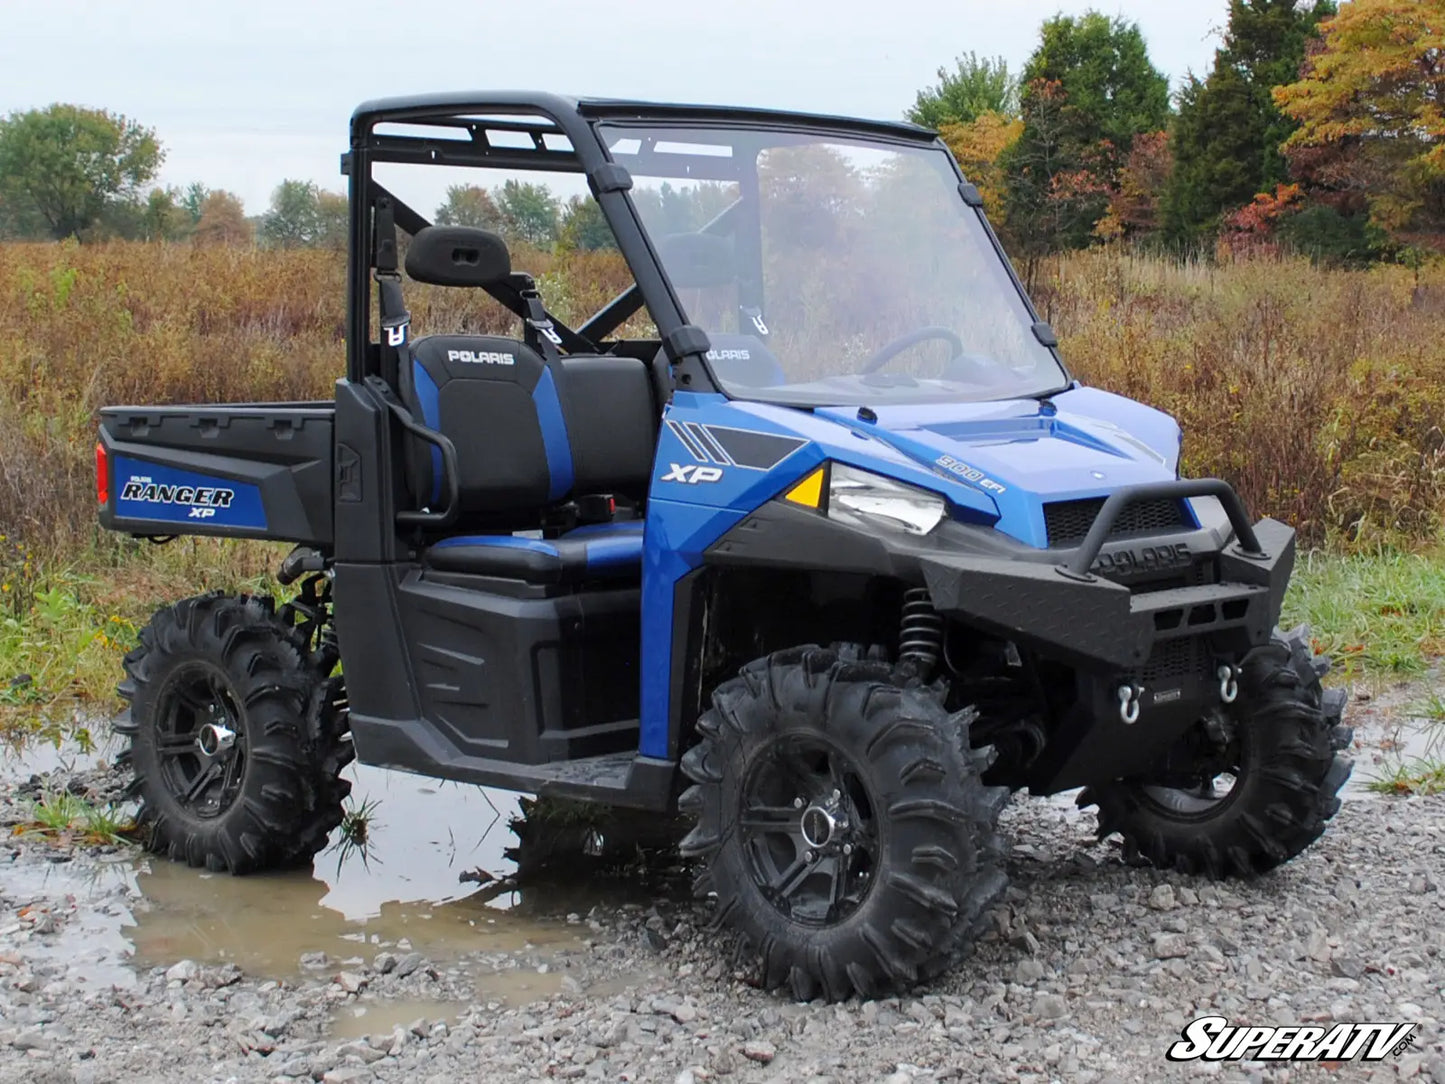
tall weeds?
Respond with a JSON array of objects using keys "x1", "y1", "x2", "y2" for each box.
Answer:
[
  {"x1": 1039, "y1": 251, "x2": 1445, "y2": 547},
  {"x1": 1, "y1": 241, "x2": 1441, "y2": 557}
]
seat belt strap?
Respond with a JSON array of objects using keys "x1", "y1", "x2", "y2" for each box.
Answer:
[
  {"x1": 519, "y1": 285, "x2": 565, "y2": 371},
  {"x1": 373, "y1": 199, "x2": 410, "y2": 380}
]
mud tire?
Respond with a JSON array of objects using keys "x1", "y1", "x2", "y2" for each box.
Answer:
[
  {"x1": 679, "y1": 645, "x2": 1008, "y2": 1001},
  {"x1": 115, "y1": 593, "x2": 352, "y2": 874},
  {"x1": 1079, "y1": 626, "x2": 1352, "y2": 878}
]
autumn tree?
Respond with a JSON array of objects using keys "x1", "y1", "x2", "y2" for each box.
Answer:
[
  {"x1": 435, "y1": 184, "x2": 502, "y2": 230},
  {"x1": 1096, "y1": 131, "x2": 1174, "y2": 242},
  {"x1": 0, "y1": 104, "x2": 163, "y2": 239},
  {"x1": 1163, "y1": 0, "x2": 1334, "y2": 249},
  {"x1": 908, "y1": 53, "x2": 1019, "y2": 129},
  {"x1": 192, "y1": 190, "x2": 252, "y2": 246},
  {"x1": 939, "y1": 111, "x2": 1023, "y2": 225},
  {"x1": 1003, "y1": 13, "x2": 1171, "y2": 255},
  {"x1": 315, "y1": 190, "x2": 348, "y2": 250},
  {"x1": 1275, "y1": 0, "x2": 1445, "y2": 251}
]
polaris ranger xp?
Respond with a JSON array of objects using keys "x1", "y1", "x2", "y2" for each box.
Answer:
[{"x1": 97, "y1": 92, "x2": 1351, "y2": 1000}]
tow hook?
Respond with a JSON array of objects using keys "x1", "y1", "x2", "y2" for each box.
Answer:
[
  {"x1": 1117, "y1": 683, "x2": 1144, "y2": 725},
  {"x1": 1216, "y1": 664, "x2": 1241, "y2": 705}
]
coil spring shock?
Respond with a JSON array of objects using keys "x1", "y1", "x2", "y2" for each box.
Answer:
[{"x1": 898, "y1": 587, "x2": 944, "y2": 678}]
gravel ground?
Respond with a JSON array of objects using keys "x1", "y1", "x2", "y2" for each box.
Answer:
[{"x1": 1, "y1": 716, "x2": 1442, "y2": 1083}]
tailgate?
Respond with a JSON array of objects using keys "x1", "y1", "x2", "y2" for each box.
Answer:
[{"x1": 98, "y1": 403, "x2": 334, "y2": 546}]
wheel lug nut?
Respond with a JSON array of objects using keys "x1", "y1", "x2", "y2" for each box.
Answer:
[
  {"x1": 804, "y1": 850, "x2": 814, "y2": 863},
  {"x1": 793, "y1": 797, "x2": 804, "y2": 809},
  {"x1": 843, "y1": 843, "x2": 852, "y2": 855},
  {"x1": 831, "y1": 789, "x2": 841, "y2": 801}
]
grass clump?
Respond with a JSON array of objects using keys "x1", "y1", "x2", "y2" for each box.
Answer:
[
  {"x1": 1365, "y1": 760, "x2": 1445, "y2": 797},
  {"x1": 21, "y1": 789, "x2": 132, "y2": 844},
  {"x1": 331, "y1": 794, "x2": 381, "y2": 871}
]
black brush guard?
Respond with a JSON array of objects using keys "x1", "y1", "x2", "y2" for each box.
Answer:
[
  {"x1": 918, "y1": 479, "x2": 1295, "y2": 792},
  {"x1": 920, "y1": 479, "x2": 1294, "y2": 673}
]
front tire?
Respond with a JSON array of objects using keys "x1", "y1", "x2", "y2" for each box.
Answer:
[
  {"x1": 116, "y1": 593, "x2": 352, "y2": 874},
  {"x1": 1079, "y1": 626, "x2": 1352, "y2": 878},
  {"x1": 679, "y1": 646, "x2": 1008, "y2": 1001}
]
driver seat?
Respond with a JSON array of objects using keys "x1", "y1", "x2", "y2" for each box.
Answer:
[{"x1": 396, "y1": 227, "x2": 658, "y2": 585}]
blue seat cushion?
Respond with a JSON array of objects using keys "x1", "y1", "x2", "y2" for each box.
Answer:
[{"x1": 426, "y1": 522, "x2": 644, "y2": 583}]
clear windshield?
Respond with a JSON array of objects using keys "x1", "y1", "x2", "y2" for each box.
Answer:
[{"x1": 600, "y1": 124, "x2": 1069, "y2": 407}]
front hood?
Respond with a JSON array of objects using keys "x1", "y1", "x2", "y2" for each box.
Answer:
[{"x1": 813, "y1": 386, "x2": 1182, "y2": 548}]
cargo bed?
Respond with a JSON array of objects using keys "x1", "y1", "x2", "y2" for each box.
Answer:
[{"x1": 98, "y1": 402, "x2": 334, "y2": 546}]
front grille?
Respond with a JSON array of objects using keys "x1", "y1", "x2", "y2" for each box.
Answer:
[
  {"x1": 1140, "y1": 637, "x2": 1202, "y2": 685},
  {"x1": 1044, "y1": 497, "x2": 1189, "y2": 548}
]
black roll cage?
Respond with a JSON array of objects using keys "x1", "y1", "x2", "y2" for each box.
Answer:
[{"x1": 344, "y1": 91, "x2": 1057, "y2": 395}]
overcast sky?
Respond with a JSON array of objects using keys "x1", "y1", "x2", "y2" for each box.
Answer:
[{"x1": 2, "y1": 0, "x2": 1228, "y2": 214}]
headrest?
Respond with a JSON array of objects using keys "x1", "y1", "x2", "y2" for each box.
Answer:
[
  {"x1": 656, "y1": 232, "x2": 735, "y2": 290},
  {"x1": 405, "y1": 226, "x2": 511, "y2": 287}
]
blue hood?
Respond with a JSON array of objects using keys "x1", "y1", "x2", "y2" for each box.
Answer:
[{"x1": 813, "y1": 386, "x2": 1183, "y2": 548}]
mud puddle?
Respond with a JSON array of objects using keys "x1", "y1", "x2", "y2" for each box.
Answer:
[
  {"x1": 5, "y1": 740, "x2": 684, "y2": 1013},
  {"x1": 126, "y1": 761, "x2": 681, "y2": 984}
]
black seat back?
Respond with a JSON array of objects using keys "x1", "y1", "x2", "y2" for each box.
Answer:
[{"x1": 400, "y1": 336, "x2": 659, "y2": 518}]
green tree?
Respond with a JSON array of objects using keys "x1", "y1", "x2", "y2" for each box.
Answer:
[
  {"x1": 496, "y1": 180, "x2": 559, "y2": 248},
  {"x1": 908, "y1": 53, "x2": 1019, "y2": 129},
  {"x1": 557, "y1": 195, "x2": 616, "y2": 251},
  {"x1": 259, "y1": 180, "x2": 319, "y2": 247},
  {"x1": 0, "y1": 104, "x2": 163, "y2": 240},
  {"x1": 1003, "y1": 13, "x2": 1171, "y2": 255},
  {"x1": 1163, "y1": 0, "x2": 1334, "y2": 249},
  {"x1": 180, "y1": 181, "x2": 209, "y2": 225},
  {"x1": 138, "y1": 187, "x2": 191, "y2": 241},
  {"x1": 435, "y1": 184, "x2": 502, "y2": 230},
  {"x1": 258, "y1": 180, "x2": 346, "y2": 248}
]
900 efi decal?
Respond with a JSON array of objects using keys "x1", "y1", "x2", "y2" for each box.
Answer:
[{"x1": 112, "y1": 456, "x2": 267, "y2": 529}]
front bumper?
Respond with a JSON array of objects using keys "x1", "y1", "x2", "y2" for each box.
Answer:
[
  {"x1": 920, "y1": 478, "x2": 1293, "y2": 671},
  {"x1": 921, "y1": 522, "x2": 1293, "y2": 671}
]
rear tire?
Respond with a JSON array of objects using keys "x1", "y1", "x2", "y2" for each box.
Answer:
[
  {"x1": 1079, "y1": 626, "x2": 1352, "y2": 878},
  {"x1": 679, "y1": 645, "x2": 1008, "y2": 1001},
  {"x1": 116, "y1": 593, "x2": 352, "y2": 874}
]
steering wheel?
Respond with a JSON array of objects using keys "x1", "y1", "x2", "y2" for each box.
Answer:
[{"x1": 859, "y1": 326, "x2": 967, "y2": 375}]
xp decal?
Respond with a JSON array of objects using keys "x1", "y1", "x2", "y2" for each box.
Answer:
[
  {"x1": 112, "y1": 456, "x2": 267, "y2": 530},
  {"x1": 662, "y1": 463, "x2": 724, "y2": 485}
]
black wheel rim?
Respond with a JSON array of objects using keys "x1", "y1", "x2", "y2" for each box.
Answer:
[
  {"x1": 1139, "y1": 771, "x2": 1240, "y2": 818},
  {"x1": 739, "y1": 735, "x2": 878, "y2": 927},
  {"x1": 1137, "y1": 711, "x2": 1247, "y2": 821},
  {"x1": 154, "y1": 662, "x2": 247, "y2": 820}
]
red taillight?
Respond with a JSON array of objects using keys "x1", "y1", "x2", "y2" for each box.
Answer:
[{"x1": 95, "y1": 442, "x2": 108, "y2": 505}]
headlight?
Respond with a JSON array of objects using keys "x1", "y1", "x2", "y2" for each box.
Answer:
[{"x1": 828, "y1": 464, "x2": 946, "y2": 536}]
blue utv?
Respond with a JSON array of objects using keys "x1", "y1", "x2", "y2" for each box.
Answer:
[{"x1": 96, "y1": 93, "x2": 1352, "y2": 1000}]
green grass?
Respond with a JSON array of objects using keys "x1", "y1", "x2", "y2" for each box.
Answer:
[
  {"x1": 330, "y1": 794, "x2": 381, "y2": 871},
  {"x1": 1364, "y1": 759, "x2": 1445, "y2": 797},
  {"x1": 23, "y1": 789, "x2": 132, "y2": 844},
  {"x1": 1283, "y1": 549, "x2": 1445, "y2": 680},
  {"x1": 0, "y1": 537, "x2": 286, "y2": 744}
]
